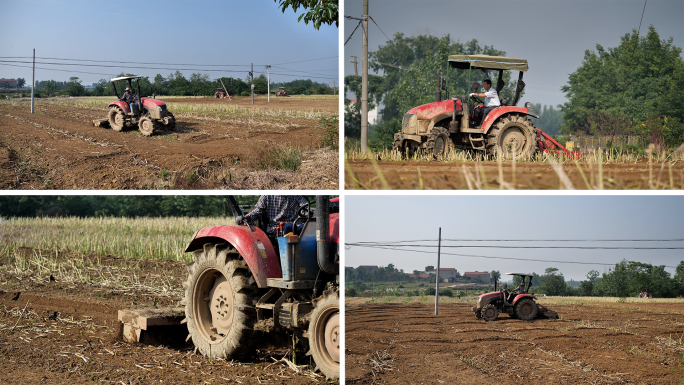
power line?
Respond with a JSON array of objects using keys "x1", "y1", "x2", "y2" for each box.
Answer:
[
  {"x1": 0, "y1": 63, "x2": 112, "y2": 76},
  {"x1": 349, "y1": 243, "x2": 683, "y2": 250},
  {"x1": 349, "y1": 244, "x2": 679, "y2": 269},
  {"x1": 0, "y1": 56, "x2": 251, "y2": 67},
  {"x1": 268, "y1": 56, "x2": 338, "y2": 66}
]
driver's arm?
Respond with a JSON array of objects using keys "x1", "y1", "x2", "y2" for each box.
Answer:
[{"x1": 244, "y1": 196, "x2": 267, "y2": 222}]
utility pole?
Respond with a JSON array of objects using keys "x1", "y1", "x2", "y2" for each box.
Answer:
[
  {"x1": 350, "y1": 55, "x2": 359, "y2": 76},
  {"x1": 31, "y1": 49, "x2": 35, "y2": 114},
  {"x1": 267, "y1": 65, "x2": 271, "y2": 102},
  {"x1": 333, "y1": 79, "x2": 336, "y2": 95},
  {"x1": 435, "y1": 227, "x2": 442, "y2": 315},
  {"x1": 250, "y1": 63, "x2": 254, "y2": 104},
  {"x1": 361, "y1": 0, "x2": 369, "y2": 154}
]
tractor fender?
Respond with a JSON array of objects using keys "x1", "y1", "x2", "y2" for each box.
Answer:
[
  {"x1": 109, "y1": 101, "x2": 130, "y2": 114},
  {"x1": 406, "y1": 100, "x2": 461, "y2": 134},
  {"x1": 184, "y1": 225, "x2": 282, "y2": 288},
  {"x1": 511, "y1": 293, "x2": 535, "y2": 307},
  {"x1": 481, "y1": 106, "x2": 537, "y2": 133}
]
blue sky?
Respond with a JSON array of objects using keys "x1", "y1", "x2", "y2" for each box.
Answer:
[
  {"x1": 1, "y1": 0, "x2": 338, "y2": 86},
  {"x1": 344, "y1": 0, "x2": 684, "y2": 108},
  {"x1": 345, "y1": 195, "x2": 684, "y2": 281}
]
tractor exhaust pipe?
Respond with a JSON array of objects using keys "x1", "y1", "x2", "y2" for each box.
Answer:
[{"x1": 316, "y1": 196, "x2": 336, "y2": 275}]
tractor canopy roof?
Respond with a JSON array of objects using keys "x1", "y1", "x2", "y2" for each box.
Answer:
[
  {"x1": 506, "y1": 272, "x2": 534, "y2": 277},
  {"x1": 110, "y1": 76, "x2": 143, "y2": 82},
  {"x1": 448, "y1": 55, "x2": 528, "y2": 72}
]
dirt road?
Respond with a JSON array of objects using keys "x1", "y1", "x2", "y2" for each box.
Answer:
[
  {"x1": 345, "y1": 301, "x2": 684, "y2": 384},
  {"x1": 0, "y1": 96, "x2": 337, "y2": 190},
  {"x1": 345, "y1": 159, "x2": 684, "y2": 189}
]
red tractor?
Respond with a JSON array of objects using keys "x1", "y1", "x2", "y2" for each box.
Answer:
[
  {"x1": 276, "y1": 87, "x2": 289, "y2": 97},
  {"x1": 105, "y1": 76, "x2": 176, "y2": 136},
  {"x1": 393, "y1": 55, "x2": 579, "y2": 159},
  {"x1": 181, "y1": 196, "x2": 339, "y2": 379},
  {"x1": 472, "y1": 273, "x2": 558, "y2": 321}
]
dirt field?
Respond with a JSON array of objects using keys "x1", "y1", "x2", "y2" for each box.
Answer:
[
  {"x1": 345, "y1": 300, "x2": 684, "y2": 384},
  {"x1": 0, "y1": 247, "x2": 331, "y2": 384},
  {"x1": 0, "y1": 96, "x2": 338, "y2": 190},
  {"x1": 345, "y1": 159, "x2": 684, "y2": 190}
]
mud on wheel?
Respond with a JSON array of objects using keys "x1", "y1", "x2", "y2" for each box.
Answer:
[
  {"x1": 426, "y1": 126, "x2": 450, "y2": 158},
  {"x1": 108, "y1": 106, "x2": 126, "y2": 132},
  {"x1": 138, "y1": 116, "x2": 158, "y2": 136},
  {"x1": 306, "y1": 288, "x2": 339, "y2": 380},
  {"x1": 486, "y1": 114, "x2": 538, "y2": 159},
  {"x1": 481, "y1": 304, "x2": 499, "y2": 322},
  {"x1": 162, "y1": 113, "x2": 176, "y2": 131},
  {"x1": 182, "y1": 243, "x2": 258, "y2": 360}
]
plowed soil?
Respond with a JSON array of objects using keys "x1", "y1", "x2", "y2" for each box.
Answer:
[
  {"x1": 345, "y1": 160, "x2": 684, "y2": 190},
  {"x1": 345, "y1": 301, "x2": 684, "y2": 384},
  {"x1": 0, "y1": 96, "x2": 338, "y2": 190},
  {"x1": 0, "y1": 248, "x2": 331, "y2": 384}
]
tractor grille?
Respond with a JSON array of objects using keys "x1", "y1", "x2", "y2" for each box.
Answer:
[{"x1": 402, "y1": 113, "x2": 414, "y2": 129}]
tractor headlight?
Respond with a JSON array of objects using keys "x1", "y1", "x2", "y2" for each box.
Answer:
[
  {"x1": 524, "y1": 102, "x2": 531, "y2": 108},
  {"x1": 158, "y1": 106, "x2": 163, "y2": 112}
]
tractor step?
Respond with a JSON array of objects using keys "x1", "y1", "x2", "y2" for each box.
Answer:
[
  {"x1": 266, "y1": 278, "x2": 317, "y2": 289},
  {"x1": 118, "y1": 307, "x2": 185, "y2": 343},
  {"x1": 93, "y1": 119, "x2": 110, "y2": 128}
]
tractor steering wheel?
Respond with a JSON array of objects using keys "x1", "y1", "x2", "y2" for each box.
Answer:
[
  {"x1": 470, "y1": 93, "x2": 484, "y2": 104},
  {"x1": 298, "y1": 196, "x2": 311, "y2": 219}
]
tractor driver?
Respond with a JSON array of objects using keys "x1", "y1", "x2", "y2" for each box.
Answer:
[
  {"x1": 236, "y1": 195, "x2": 309, "y2": 239},
  {"x1": 121, "y1": 86, "x2": 137, "y2": 111},
  {"x1": 469, "y1": 79, "x2": 500, "y2": 127}
]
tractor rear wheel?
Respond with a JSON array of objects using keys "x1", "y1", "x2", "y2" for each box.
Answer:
[
  {"x1": 183, "y1": 243, "x2": 257, "y2": 360},
  {"x1": 138, "y1": 116, "x2": 158, "y2": 136},
  {"x1": 481, "y1": 304, "x2": 498, "y2": 322},
  {"x1": 306, "y1": 288, "x2": 339, "y2": 380},
  {"x1": 426, "y1": 126, "x2": 450, "y2": 158},
  {"x1": 108, "y1": 107, "x2": 125, "y2": 132},
  {"x1": 486, "y1": 114, "x2": 537, "y2": 159},
  {"x1": 515, "y1": 298, "x2": 538, "y2": 321}
]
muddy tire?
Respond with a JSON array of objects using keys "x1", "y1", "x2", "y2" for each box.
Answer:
[
  {"x1": 426, "y1": 126, "x2": 450, "y2": 158},
  {"x1": 183, "y1": 243, "x2": 257, "y2": 360},
  {"x1": 486, "y1": 114, "x2": 537, "y2": 159},
  {"x1": 306, "y1": 288, "x2": 339, "y2": 380},
  {"x1": 515, "y1": 298, "x2": 538, "y2": 321},
  {"x1": 481, "y1": 304, "x2": 498, "y2": 322},
  {"x1": 108, "y1": 107, "x2": 125, "y2": 132},
  {"x1": 474, "y1": 308, "x2": 482, "y2": 319},
  {"x1": 138, "y1": 116, "x2": 158, "y2": 136}
]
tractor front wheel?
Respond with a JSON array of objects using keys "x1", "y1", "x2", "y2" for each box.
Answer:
[
  {"x1": 183, "y1": 243, "x2": 257, "y2": 360},
  {"x1": 162, "y1": 113, "x2": 176, "y2": 131},
  {"x1": 426, "y1": 126, "x2": 450, "y2": 158},
  {"x1": 487, "y1": 114, "x2": 537, "y2": 159},
  {"x1": 481, "y1": 304, "x2": 499, "y2": 322},
  {"x1": 108, "y1": 107, "x2": 125, "y2": 132},
  {"x1": 138, "y1": 116, "x2": 158, "y2": 136},
  {"x1": 306, "y1": 288, "x2": 340, "y2": 380},
  {"x1": 515, "y1": 298, "x2": 538, "y2": 321}
]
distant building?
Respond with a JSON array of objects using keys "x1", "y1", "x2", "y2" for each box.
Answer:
[
  {"x1": 357, "y1": 265, "x2": 378, "y2": 272},
  {"x1": 463, "y1": 271, "x2": 491, "y2": 283},
  {"x1": 0, "y1": 79, "x2": 18, "y2": 88},
  {"x1": 437, "y1": 268, "x2": 459, "y2": 280}
]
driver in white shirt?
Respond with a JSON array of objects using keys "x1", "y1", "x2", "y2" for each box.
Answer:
[{"x1": 469, "y1": 79, "x2": 500, "y2": 127}]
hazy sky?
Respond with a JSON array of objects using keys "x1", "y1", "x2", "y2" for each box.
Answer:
[
  {"x1": 344, "y1": 0, "x2": 684, "y2": 108},
  {"x1": 0, "y1": 0, "x2": 338, "y2": 86},
  {"x1": 345, "y1": 195, "x2": 684, "y2": 281}
]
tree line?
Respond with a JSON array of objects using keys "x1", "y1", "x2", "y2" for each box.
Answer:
[
  {"x1": 345, "y1": 260, "x2": 684, "y2": 298},
  {"x1": 29, "y1": 72, "x2": 335, "y2": 98},
  {"x1": 0, "y1": 196, "x2": 319, "y2": 218}
]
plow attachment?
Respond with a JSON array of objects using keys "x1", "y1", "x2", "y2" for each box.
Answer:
[
  {"x1": 536, "y1": 130, "x2": 581, "y2": 160},
  {"x1": 93, "y1": 118, "x2": 110, "y2": 128},
  {"x1": 537, "y1": 304, "x2": 559, "y2": 319}
]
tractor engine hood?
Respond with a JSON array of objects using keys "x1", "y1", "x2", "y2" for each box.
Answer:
[{"x1": 407, "y1": 100, "x2": 461, "y2": 121}]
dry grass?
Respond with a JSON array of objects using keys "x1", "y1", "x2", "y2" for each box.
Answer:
[{"x1": 0, "y1": 216, "x2": 232, "y2": 262}]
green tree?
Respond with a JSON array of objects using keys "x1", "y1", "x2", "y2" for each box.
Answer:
[
  {"x1": 540, "y1": 267, "x2": 567, "y2": 296},
  {"x1": 274, "y1": 0, "x2": 338, "y2": 30},
  {"x1": 43, "y1": 80, "x2": 58, "y2": 97},
  {"x1": 17, "y1": 78, "x2": 26, "y2": 88},
  {"x1": 530, "y1": 103, "x2": 563, "y2": 135},
  {"x1": 559, "y1": 25, "x2": 684, "y2": 147},
  {"x1": 66, "y1": 77, "x2": 85, "y2": 96},
  {"x1": 675, "y1": 261, "x2": 684, "y2": 296},
  {"x1": 579, "y1": 270, "x2": 600, "y2": 296}
]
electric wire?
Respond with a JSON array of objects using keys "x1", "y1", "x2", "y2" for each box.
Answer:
[{"x1": 350, "y1": 244, "x2": 679, "y2": 269}]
